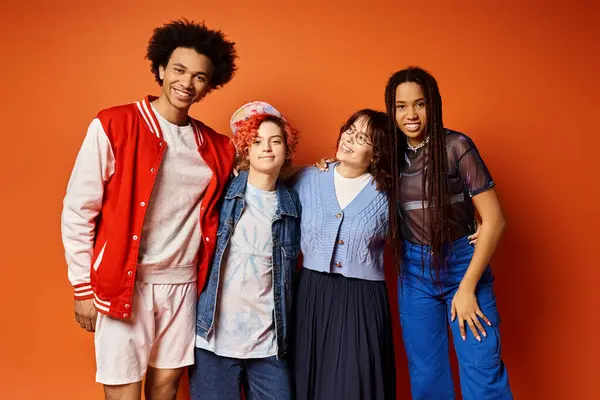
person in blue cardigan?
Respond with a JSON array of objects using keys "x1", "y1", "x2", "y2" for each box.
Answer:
[{"x1": 293, "y1": 109, "x2": 396, "y2": 400}]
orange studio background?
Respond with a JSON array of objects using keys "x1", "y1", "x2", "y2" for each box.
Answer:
[{"x1": 0, "y1": 1, "x2": 598, "y2": 399}]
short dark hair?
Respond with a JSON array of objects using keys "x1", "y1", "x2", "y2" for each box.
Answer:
[
  {"x1": 337, "y1": 109, "x2": 393, "y2": 192},
  {"x1": 146, "y1": 19, "x2": 238, "y2": 89}
]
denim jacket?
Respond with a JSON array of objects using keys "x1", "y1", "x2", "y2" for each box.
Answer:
[{"x1": 195, "y1": 171, "x2": 301, "y2": 357}]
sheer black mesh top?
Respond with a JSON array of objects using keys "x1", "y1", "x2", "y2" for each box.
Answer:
[{"x1": 398, "y1": 130, "x2": 495, "y2": 245}]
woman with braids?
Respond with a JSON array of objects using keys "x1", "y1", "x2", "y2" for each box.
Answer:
[
  {"x1": 293, "y1": 109, "x2": 396, "y2": 400},
  {"x1": 384, "y1": 66, "x2": 513, "y2": 399}
]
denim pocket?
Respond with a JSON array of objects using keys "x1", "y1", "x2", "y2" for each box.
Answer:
[
  {"x1": 475, "y1": 274, "x2": 497, "y2": 310},
  {"x1": 281, "y1": 243, "x2": 300, "y2": 259},
  {"x1": 474, "y1": 326, "x2": 502, "y2": 368},
  {"x1": 282, "y1": 243, "x2": 300, "y2": 288},
  {"x1": 473, "y1": 281, "x2": 502, "y2": 368},
  {"x1": 448, "y1": 242, "x2": 475, "y2": 264}
]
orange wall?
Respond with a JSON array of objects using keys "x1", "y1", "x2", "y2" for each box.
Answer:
[{"x1": 1, "y1": 1, "x2": 598, "y2": 399}]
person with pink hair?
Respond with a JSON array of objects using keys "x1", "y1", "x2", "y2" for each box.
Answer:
[{"x1": 189, "y1": 102, "x2": 301, "y2": 400}]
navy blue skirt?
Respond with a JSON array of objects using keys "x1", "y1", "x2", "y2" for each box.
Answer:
[{"x1": 293, "y1": 268, "x2": 396, "y2": 400}]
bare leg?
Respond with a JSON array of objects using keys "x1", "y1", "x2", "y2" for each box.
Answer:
[
  {"x1": 103, "y1": 382, "x2": 142, "y2": 400},
  {"x1": 145, "y1": 366, "x2": 185, "y2": 400}
]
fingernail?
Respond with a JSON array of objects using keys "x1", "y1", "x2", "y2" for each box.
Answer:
[
  {"x1": 477, "y1": 336, "x2": 481, "y2": 342},
  {"x1": 482, "y1": 332, "x2": 487, "y2": 338},
  {"x1": 462, "y1": 335, "x2": 466, "y2": 341},
  {"x1": 487, "y1": 322, "x2": 492, "y2": 326}
]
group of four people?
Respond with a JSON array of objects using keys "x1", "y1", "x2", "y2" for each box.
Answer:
[{"x1": 61, "y1": 19, "x2": 512, "y2": 400}]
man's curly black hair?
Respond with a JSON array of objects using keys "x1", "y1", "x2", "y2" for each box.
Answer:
[{"x1": 146, "y1": 19, "x2": 238, "y2": 90}]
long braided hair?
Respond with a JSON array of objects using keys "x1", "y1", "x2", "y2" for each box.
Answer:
[{"x1": 384, "y1": 67, "x2": 451, "y2": 282}]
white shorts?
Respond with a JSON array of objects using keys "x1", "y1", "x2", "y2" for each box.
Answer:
[{"x1": 94, "y1": 281, "x2": 197, "y2": 385}]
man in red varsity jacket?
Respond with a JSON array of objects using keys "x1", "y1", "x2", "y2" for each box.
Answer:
[{"x1": 61, "y1": 20, "x2": 237, "y2": 399}]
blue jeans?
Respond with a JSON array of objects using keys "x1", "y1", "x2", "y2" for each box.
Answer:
[
  {"x1": 189, "y1": 348, "x2": 292, "y2": 400},
  {"x1": 399, "y1": 236, "x2": 512, "y2": 400}
]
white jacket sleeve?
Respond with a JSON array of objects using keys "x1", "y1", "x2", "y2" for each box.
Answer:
[{"x1": 61, "y1": 118, "x2": 115, "y2": 299}]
